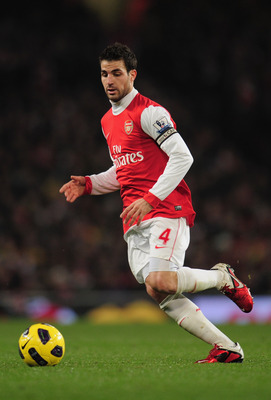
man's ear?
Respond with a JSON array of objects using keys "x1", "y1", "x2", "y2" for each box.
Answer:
[{"x1": 129, "y1": 69, "x2": 137, "y2": 83}]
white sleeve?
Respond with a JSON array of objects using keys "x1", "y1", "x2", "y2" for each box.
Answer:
[
  {"x1": 141, "y1": 105, "x2": 193, "y2": 201},
  {"x1": 86, "y1": 165, "x2": 120, "y2": 195},
  {"x1": 150, "y1": 134, "x2": 193, "y2": 200}
]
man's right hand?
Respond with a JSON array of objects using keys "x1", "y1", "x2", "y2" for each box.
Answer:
[{"x1": 59, "y1": 175, "x2": 86, "y2": 203}]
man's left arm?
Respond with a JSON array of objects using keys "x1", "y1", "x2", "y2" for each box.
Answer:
[
  {"x1": 143, "y1": 132, "x2": 193, "y2": 207},
  {"x1": 121, "y1": 105, "x2": 193, "y2": 226}
]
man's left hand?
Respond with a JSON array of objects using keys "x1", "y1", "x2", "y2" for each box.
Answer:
[{"x1": 120, "y1": 198, "x2": 153, "y2": 227}]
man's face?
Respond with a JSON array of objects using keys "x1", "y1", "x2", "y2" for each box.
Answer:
[{"x1": 100, "y1": 59, "x2": 137, "y2": 102}]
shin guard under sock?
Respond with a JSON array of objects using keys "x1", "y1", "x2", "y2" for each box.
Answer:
[{"x1": 160, "y1": 294, "x2": 235, "y2": 348}]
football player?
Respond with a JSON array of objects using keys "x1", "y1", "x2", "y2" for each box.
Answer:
[{"x1": 60, "y1": 43, "x2": 253, "y2": 363}]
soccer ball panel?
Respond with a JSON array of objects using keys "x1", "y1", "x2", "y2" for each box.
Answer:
[{"x1": 18, "y1": 323, "x2": 65, "y2": 367}]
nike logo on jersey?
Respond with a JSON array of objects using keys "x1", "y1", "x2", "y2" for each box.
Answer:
[{"x1": 155, "y1": 245, "x2": 166, "y2": 249}]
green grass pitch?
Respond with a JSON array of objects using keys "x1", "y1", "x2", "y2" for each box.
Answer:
[{"x1": 0, "y1": 319, "x2": 270, "y2": 400}]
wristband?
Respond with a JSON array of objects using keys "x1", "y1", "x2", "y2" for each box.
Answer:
[
  {"x1": 143, "y1": 191, "x2": 161, "y2": 208},
  {"x1": 83, "y1": 176, "x2": 92, "y2": 195}
]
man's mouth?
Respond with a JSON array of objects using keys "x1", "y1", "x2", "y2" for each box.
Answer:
[{"x1": 107, "y1": 88, "x2": 117, "y2": 95}]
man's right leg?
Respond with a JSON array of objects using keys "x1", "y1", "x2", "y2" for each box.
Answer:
[
  {"x1": 146, "y1": 282, "x2": 238, "y2": 349},
  {"x1": 146, "y1": 283, "x2": 244, "y2": 363}
]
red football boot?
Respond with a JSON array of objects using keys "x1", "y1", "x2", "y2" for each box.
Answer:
[
  {"x1": 195, "y1": 343, "x2": 244, "y2": 364},
  {"x1": 211, "y1": 263, "x2": 253, "y2": 313}
]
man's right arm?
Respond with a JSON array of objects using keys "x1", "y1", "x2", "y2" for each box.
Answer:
[
  {"x1": 59, "y1": 165, "x2": 120, "y2": 203},
  {"x1": 84, "y1": 165, "x2": 120, "y2": 195}
]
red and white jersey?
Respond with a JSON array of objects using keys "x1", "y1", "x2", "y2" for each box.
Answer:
[{"x1": 86, "y1": 88, "x2": 196, "y2": 233}]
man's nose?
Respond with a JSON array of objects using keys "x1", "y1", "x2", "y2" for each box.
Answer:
[{"x1": 107, "y1": 74, "x2": 114, "y2": 85}]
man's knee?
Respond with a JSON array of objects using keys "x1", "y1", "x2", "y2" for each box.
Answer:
[{"x1": 145, "y1": 271, "x2": 177, "y2": 294}]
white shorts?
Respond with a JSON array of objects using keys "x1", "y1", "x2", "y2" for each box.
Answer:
[{"x1": 124, "y1": 217, "x2": 190, "y2": 284}]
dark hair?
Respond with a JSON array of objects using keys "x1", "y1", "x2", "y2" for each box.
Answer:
[{"x1": 99, "y1": 42, "x2": 137, "y2": 72}]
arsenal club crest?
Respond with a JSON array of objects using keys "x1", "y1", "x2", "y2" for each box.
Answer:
[{"x1": 124, "y1": 120, "x2": 133, "y2": 135}]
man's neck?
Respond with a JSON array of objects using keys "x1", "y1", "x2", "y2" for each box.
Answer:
[{"x1": 110, "y1": 88, "x2": 138, "y2": 115}]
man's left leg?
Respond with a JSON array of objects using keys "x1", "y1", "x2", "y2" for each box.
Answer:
[{"x1": 146, "y1": 263, "x2": 253, "y2": 313}]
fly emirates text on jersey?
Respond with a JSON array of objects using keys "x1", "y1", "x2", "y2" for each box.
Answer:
[{"x1": 112, "y1": 145, "x2": 144, "y2": 169}]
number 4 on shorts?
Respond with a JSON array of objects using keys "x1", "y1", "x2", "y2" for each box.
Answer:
[{"x1": 159, "y1": 229, "x2": 171, "y2": 245}]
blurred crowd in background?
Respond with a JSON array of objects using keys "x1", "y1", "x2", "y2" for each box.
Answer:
[{"x1": 0, "y1": 0, "x2": 270, "y2": 316}]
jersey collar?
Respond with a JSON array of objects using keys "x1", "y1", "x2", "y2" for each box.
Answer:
[{"x1": 110, "y1": 88, "x2": 138, "y2": 115}]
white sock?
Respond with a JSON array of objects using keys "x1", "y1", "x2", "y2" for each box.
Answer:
[
  {"x1": 176, "y1": 267, "x2": 223, "y2": 294},
  {"x1": 160, "y1": 294, "x2": 235, "y2": 349}
]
